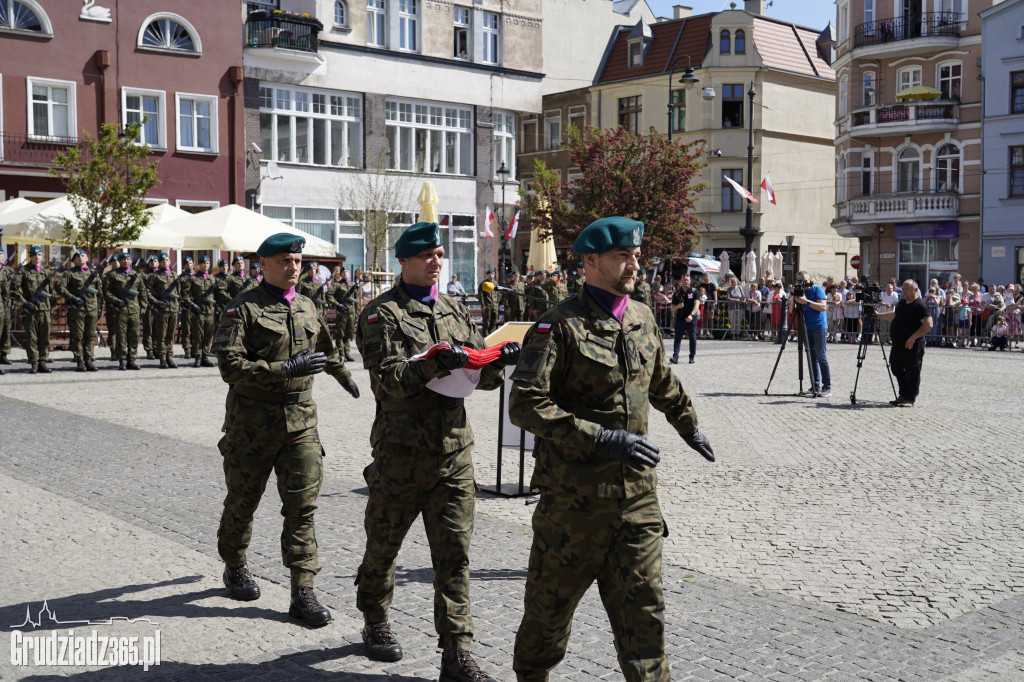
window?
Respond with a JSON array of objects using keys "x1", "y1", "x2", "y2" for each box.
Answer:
[
  {"x1": 628, "y1": 42, "x2": 643, "y2": 67},
  {"x1": 494, "y1": 111, "x2": 516, "y2": 179},
  {"x1": 0, "y1": 0, "x2": 50, "y2": 34},
  {"x1": 839, "y1": 77, "x2": 848, "y2": 117},
  {"x1": 897, "y1": 147, "x2": 920, "y2": 193},
  {"x1": 367, "y1": 0, "x2": 385, "y2": 47},
  {"x1": 337, "y1": 209, "x2": 366, "y2": 275},
  {"x1": 720, "y1": 29, "x2": 730, "y2": 53},
  {"x1": 139, "y1": 14, "x2": 199, "y2": 53},
  {"x1": 837, "y1": 156, "x2": 847, "y2": 203},
  {"x1": 334, "y1": 0, "x2": 347, "y2": 26},
  {"x1": 260, "y1": 85, "x2": 361, "y2": 167},
  {"x1": 838, "y1": 1, "x2": 848, "y2": 42},
  {"x1": 939, "y1": 0, "x2": 963, "y2": 22},
  {"x1": 722, "y1": 169, "x2": 743, "y2": 212},
  {"x1": 937, "y1": 62, "x2": 961, "y2": 100},
  {"x1": 670, "y1": 89, "x2": 686, "y2": 132},
  {"x1": 722, "y1": 84, "x2": 744, "y2": 128},
  {"x1": 176, "y1": 93, "x2": 217, "y2": 153},
  {"x1": 28, "y1": 78, "x2": 75, "y2": 139},
  {"x1": 482, "y1": 12, "x2": 500, "y2": 64},
  {"x1": 1011, "y1": 147, "x2": 1024, "y2": 197},
  {"x1": 544, "y1": 111, "x2": 560, "y2": 150},
  {"x1": 453, "y1": 7, "x2": 469, "y2": 59},
  {"x1": 521, "y1": 118, "x2": 538, "y2": 153},
  {"x1": 864, "y1": 0, "x2": 873, "y2": 30},
  {"x1": 385, "y1": 99, "x2": 472, "y2": 175},
  {"x1": 122, "y1": 88, "x2": 166, "y2": 148},
  {"x1": 568, "y1": 105, "x2": 586, "y2": 133},
  {"x1": 935, "y1": 144, "x2": 960, "y2": 192},
  {"x1": 1012, "y1": 72, "x2": 1024, "y2": 114},
  {"x1": 861, "y1": 154, "x2": 873, "y2": 196},
  {"x1": 897, "y1": 67, "x2": 922, "y2": 95},
  {"x1": 734, "y1": 29, "x2": 745, "y2": 53},
  {"x1": 618, "y1": 96, "x2": 642, "y2": 134},
  {"x1": 398, "y1": 0, "x2": 417, "y2": 51},
  {"x1": 863, "y1": 72, "x2": 875, "y2": 107}
]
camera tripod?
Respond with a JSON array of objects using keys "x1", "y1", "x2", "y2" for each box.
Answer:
[
  {"x1": 849, "y1": 310, "x2": 898, "y2": 405},
  {"x1": 764, "y1": 302, "x2": 819, "y2": 397}
]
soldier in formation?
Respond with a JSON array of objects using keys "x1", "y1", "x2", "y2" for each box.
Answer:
[
  {"x1": 297, "y1": 262, "x2": 325, "y2": 315},
  {"x1": 146, "y1": 252, "x2": 183, "y2": 369},
  {"x1": 326, "y1": 266, "x2": 357, "y2": 362},
  {"x1": 188, "y1": 255, "x2": 217, "y2": 367},
  {"x1": 509, "y1": 216, "x2": 715, "y2": 682},
  {"x1": 56, "y1": 248, "x2": 101, "y2": 372},
  {"x1": 355, "y1": 221, "x2": 519, "y2": 681},
  {"x1": 477, "y1": 267, "x2": 499, "y2": 335},
  {"x1": 212, "y1": 232, "x2": 359, "y2": 627},
  {"x1": 14, "y1": 246, "x2": 54, "y2": 373},
  {"x1": 0, "y1": 253, "x2": 17, "y2": 366},
  {"x1": 141, "y1": 254, "x2": 158, "y2": 359},
  {"x1": 222, "y1": 255, "x2": 249, "y2": 301},
  {"x1": 504, "y1": 269, "x2": 525, "y2": 322},
  {"x1": 178, "y1": 255, "x2": 196, "y2": 359},
  {"x1": 103, "y1": 252, "x2": 142, "y2": 370}
]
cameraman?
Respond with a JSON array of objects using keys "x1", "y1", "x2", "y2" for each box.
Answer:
[
  {"x1": 790, "y1": 270, "x2": 830, "y2": 397},
  {"x1": 874, "y1": 279, "x2": 932, "y2": 407}
]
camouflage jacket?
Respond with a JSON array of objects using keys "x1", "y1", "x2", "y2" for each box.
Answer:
[
  {"x1": 633, "y1": 281, "x2": 653, "y2": 310},
  {"x1": 326, "y1": 280, "x2": 358, "y2": 316},
  {"x1": 478, "y1": 280, "x2": 499, "y2": 310},
  {"x1": 223, "y1": 272, "x2": 249, "y2": 302},
  {"x1": 189, "y1": 272, "x2": 218, "y2": 317},
  {"x1": 509, "y1": 286, "x2": 698, "y2": 498},
  {"x1": 566, "y1": 275, "x2": 585, "y2": 296},
  {"x1": 212, "y1": 283, "x2": 351, "y2": 433},
  {"x1": 145, "y1": 271, "x2": 182, "y2": 313},
  {"x1": 0, "y1": 265, "x2": 15, "y2": 308},
  {"x1": 212, "y1": 272, "x2": 230, "y2": 305},
  {"x1": 103, "y1": 268, "x2": 143, "y2": 315},
  {"x1": 357, "y1": 282, "x2": 503, "y2": 453},
  {"x1": 526, "y1": 282, "x2": 549, "y2": 311},
  {"x1": 297, "y1": 277, "x2": 325, "y2": 312},
  {"x1": 14, "y1": 264, "x2": 55, "y2": 312},
  {"x1": 57, "y1": 267, "x2": 103, "y2": 315},
  {"x1": 504, "y1": 281, "x2": 525, "y2": 313}
]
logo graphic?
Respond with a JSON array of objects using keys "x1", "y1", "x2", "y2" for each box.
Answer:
[{"x1": 632, "y1": 227, "x2": 641, "y2": 245}]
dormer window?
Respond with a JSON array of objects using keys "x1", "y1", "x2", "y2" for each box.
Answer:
[
  {"x1": 629, "y1": 41, "x2": 643, "y2": 66},
  {"x1": 625, "y1": 19, "x2": 652, "y2": 68}
]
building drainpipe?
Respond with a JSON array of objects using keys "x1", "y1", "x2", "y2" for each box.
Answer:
[
  {"x1": 229, "y1": 66, "x2": 244, "y2": 207},
  {"x1": 95, "y1": 50, "x2": 111, "y2": 123}
]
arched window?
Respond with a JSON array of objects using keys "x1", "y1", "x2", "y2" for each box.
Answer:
[
  {"x1": 734, "y1": 29, "x2": 745, "y2": 53},
  {"x1": 334, "y1": 0, "x2": 348, "y2": 27},
  {"x1": 0, "y1": 0, "x2": 51, "y2": 34},
  {"x1": 720, "y1": 29, "x2": 731, "y2": 54},
  {"x1": 897, "y1": 148, "x2": 920, "y2": 193},
  {"x1": 138, "y1": 14, "x2": 200, "y2": 53},
  {"x1": 935, "y1": 144, "x2": 961, "y2": 192}
]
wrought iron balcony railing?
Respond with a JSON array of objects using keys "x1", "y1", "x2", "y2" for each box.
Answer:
[
  {"x1": 245, "y1": 17, "x2": 319, "y2": 53},
  {"x1": 853, "y1": 12, "x2": 962, "y2": 49},
  {"x1": 0, "y1": 132, "x2": 80, "y2": 167}
]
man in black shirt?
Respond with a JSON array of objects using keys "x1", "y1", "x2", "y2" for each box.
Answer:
[
  {"x1": 670, "y1": 274, "x2": 701, "y2": 364},
  {"x1": 875, "y1": 279, "x2": 932, "y2": 407}
]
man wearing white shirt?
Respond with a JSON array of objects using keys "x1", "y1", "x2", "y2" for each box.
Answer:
[{"x1": 877, "y1": 284, "x2": 900, "y2": 343}]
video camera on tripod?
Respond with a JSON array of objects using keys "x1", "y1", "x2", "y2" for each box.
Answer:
[{"x1": 853, "y1": 281, "x2": 883, "y2": 317}]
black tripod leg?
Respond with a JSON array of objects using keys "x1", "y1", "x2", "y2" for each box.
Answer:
[
  {"x1": 764, "y1": 325, "x2": 791, "y2": 394},
  {"x1": 850, "y1": 327, "x2": 869, "y2": 404},
  {"x1": 799, "y1": 314, "x2": 817, "y2": 397},
  {"x1": 876, "y1": 324, "x2": 899, "y2": 400}
]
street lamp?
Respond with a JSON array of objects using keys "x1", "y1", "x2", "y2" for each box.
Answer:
[
  {"x1": 738, "y1": 82, "x2": 763, "y2": 257},
  {"x1": 666, "y1": 56, "x2": 700, "y2": 142},
  {"x1": 496, "y1": 161, "x2": 510, "y2": 286}
]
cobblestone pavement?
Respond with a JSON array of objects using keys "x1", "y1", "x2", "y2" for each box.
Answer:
[{"x1": 0, "y1": 339, "x2": 1021, "y2": 680}]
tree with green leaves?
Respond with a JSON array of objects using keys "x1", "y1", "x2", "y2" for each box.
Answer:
[
  {"x1": 48, "y1": 121, "x2": 161, "y2": 254},
  {"x1": 518, "y1": 125, "x2": 708, "y2": 267}
]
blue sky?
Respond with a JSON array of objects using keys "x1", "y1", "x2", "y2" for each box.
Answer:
[{"x1": 647, "y1": 0, "x2": 836, "y2": 32}]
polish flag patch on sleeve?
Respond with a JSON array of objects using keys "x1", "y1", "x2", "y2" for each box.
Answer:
[
  {"x1": 367, "y1": 312, "x2": 379, "y2": 324},
  {"x1": 537, "y1": 322, "x2": 552, "y2": 333},
  {"x1": 225, "y1": 308, "x2": 235, "y2": 317}
]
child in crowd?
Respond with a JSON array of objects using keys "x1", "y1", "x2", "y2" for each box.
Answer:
[
  {"x1": 843, "y1": 290, "x2": 861, "y2": 342},
  {"x1": 990, "y1": 315, "x2": 1009, "y2": 351}
]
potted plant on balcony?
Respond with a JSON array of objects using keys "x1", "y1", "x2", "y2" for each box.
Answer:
[{"x1": 247, "y1": 9, "x2": 323, "y2": 31}]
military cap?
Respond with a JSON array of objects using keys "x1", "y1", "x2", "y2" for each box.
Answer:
[
  {"x1": 249, "y1": 262, "x2": 261, "y2": 271},
  {"x1": 233, "y1": 254, "x2": 245, "y2": 263},
  {"x1": 73, "y1": 248, "x2": 88, "y2": 257},
  {"x1": 198, "y1": 255, "x2": 210, "y2": 263},
  {"x1": 576, "y1": 262, "x2": 584, "y2": 268},
  {"x1": 107, "y1": 254, "x2": 119, "y2": 264},
  {"x1": 572, "y1": 216, "x2": 644, "y2": 254},
  {"x1": 217, "y1": 259, "x2": 228, "y2": 267},
  {"x1": 256, "y1": 232, "x2": 305, "y2": 257},
  {"x1": 183, "y1": 255, "x2": 194, "y2": 263},
  {"x1": 159, "y1": 252, "x2": 169, "y2": 259},
  {"x1": 538, "y1": 270, "x2": 548, "y2": 277},
  {"x1": 115, "y1": 252, "x2": 130, "y2": 260},
  {"x1": 394, "y1": 222, "x2": 441, "y2": 258},
  {"x1": 28, "y1": 246, "x2": 43, "y2": 255},
  {"x1": 147, "y1": 254, "x2": 158, "y2": 262},
  {"x1": 511, "y1": 268, "x2": 519, "y2": 274},
  {"x1": 302, "y1": 261, "x2": 317, "y2": 272},
  {"x1": 486, "y1": 268, "x2": 495, "y2": 274}
]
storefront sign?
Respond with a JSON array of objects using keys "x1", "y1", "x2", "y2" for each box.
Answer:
[
  {"x1": 880, "y1": 253, "x2": 896, "y2": 259},
  {"x1": 893, "y1": 221, "x2": 958, "y2": 240},
  {"x1": 991, "y1": 246, "x2": 1006, "y2": 258}
]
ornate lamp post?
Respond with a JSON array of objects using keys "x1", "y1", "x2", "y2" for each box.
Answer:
[
  {"x1": 496, "y1": 161, "x2": 510, "y2": 286},
  {"x1": 739, "y1": 82, "x2": 762, "y2": 256},
  {"x1": 666, "y1": 56, "x2": 700, "y2": 142}
]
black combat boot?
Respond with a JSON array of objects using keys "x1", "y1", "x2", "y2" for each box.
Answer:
[
  {"x1": 439, "y1": 650, "x2": 497, "y2": 682},
  {"x1": 85, "y1": 359, "x2": 98, "y2": 372},
  {"x1": 76, "y1": 360, "x2": 87, "y2": 372},
  {"x1": 166, "y1": 357, "x2": 177, "y2": 369},
  {"x1": 37, "y1": 362, "x2": 51, "y2": 374},
  {"x1": 222, "y1": 565, "x2": 261, "y2": 601},
  {"x1": 126, "y1": 360, "x2": 140, "y2": 370},
  {"x1": 0, "y1": 354, "x2": 10, "y2": 365},
  {"x1": 159, "y1": 358, "x2": 168, "y2": 369},
  {"x1": 344, "y1": 352, "x2": 355, "y2": 362},
  {"x1": 29, "y1": 362, "x2": 38, "y2": 374},
  {"x1": 362, "y1": 620, "x2": 403, "y2": 662},
  {"x1": 118, "y1": 360, "x2": 126, "y2": 370},
  {"x1": 200, "y1": 355, "x2": 215, "y2": 367},
  {"x1": 289, "y1": 586, "x2": 331, "y2": 627},
  {"x1": 193, "y1": 357, "x2": 201, "y2": 368},
  {"x1": 145, "y1": 349, "x2": 154, "y2": 360}
]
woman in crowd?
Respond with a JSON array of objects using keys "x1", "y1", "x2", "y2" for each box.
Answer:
[
  {"x1": 943, "y1": 286, "x2": 961, "y2": 347},
  {"x1": 827, "y1": 284, "x2": 843, "y2": 342},
  {"x1": 843, "y1": 290, "x2": 861, "y2": 343},
  {"x1": 1005, "y1": 284, "x2": 1021, "y2": 349},
  {"x1": 745, "y1": 282, "x2": 762, "y2": 340},
  {"x1": 965, "y1": 283, "x2": 985, "y2": 347},
  {"x1": 726, "y1": 276, "x2": 744, "y2": 340},
  {"x1": 768, "y1": 282, "x2": 786, "y2": 342},
  {"x1": 925, "y1": 285, "x2": 944, "y2": 346}
]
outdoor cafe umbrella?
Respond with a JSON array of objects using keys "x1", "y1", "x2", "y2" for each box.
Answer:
[
  {"x1": 526, "y1": 223, "x2": 557, "y2": 274},
  {"x1": 417, "y1": 182, "x2": 439, "y2": 224},
  {"x1": 718, "y1": 250, "x2": 731, "y2": 281},
  {"x1": 895, "y1": 85, "x2": 942, "y2": 101},
  {"x1": 164, "y1": 203, "x2": 335, "y2": 256},
  {"x1": 0, "y1": 197, "x2": 34, "y2": 217},
  {"x1": 741, "y1": 250, "x2": 757, "y2": 284}
]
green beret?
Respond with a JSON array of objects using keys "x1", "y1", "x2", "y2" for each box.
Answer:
[
  {"x1": 29, "y1": 246, "x2": 43, "y2": 255},
  {"x1": 303, "y1": 261, "x2": 317, "y2": 272},
  {"x1": 116, "y1": 252, "x2": 130, "y2": 260},
  {"x1": 183, "y1": 255, "x2": 193, "y2": 263},
  {"x1": 107, "y1": 254, "x2": 119, "y2": 263},
  {"x1": 486, "y1": 268, "x2": 495, "y2": 274},
  {"x1": 159, "y1": 252, "x2": 169, "y2": 259},
  {"x1": 511, "y1": 268, "x2": 519, "y2": 274},
  {"x1": 198, "y1": 255, "x2": 210, "y2": 263},
  {"x1": 538, "y1": 270, "x2": 548, "y2": 277},
  {"x1": 147, "y1": 254, "x2": 158, "y2": 262},
  {"x1": 250, "y1": 262, "x2": 261, "y2": 271},
  {"x1": 257, "y1": 232, "x2": 305, "y2": 258},
  {"x1": 74, "y1": 248, "x2": 88, "y2": 257},
  {"x1": 217, "y1": 259, "x2": 228, "y2": 267},
  {"x1": 394, "y1": 222, "x2": 441, "y2": 259},
  {"x1": 572, "y1": 216, "x2": 644, "y2": 254},
  {"x1": 233, "y1": 255, "x2": 245, "y2": 263}
]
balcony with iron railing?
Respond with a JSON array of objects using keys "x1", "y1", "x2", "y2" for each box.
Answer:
[
  {"x1": 852, "y1": 12, "x2": 963, "y2": 57},
  {"x1": 841, "y1": 191, "x2": 959, "y2": 224},
  {"x1": 0, "y1": 132, "x2": 81, "y2": 167},
  {"x1": 244, "y1": 13, "x2": 324, "y2": 69},
  {"x1": 849, "y1": 100, "x2": 959, "y2": 134}
]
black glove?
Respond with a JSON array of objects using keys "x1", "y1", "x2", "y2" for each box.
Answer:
[
  {"x1": 190, "y1": 303, "x2": 202, "y2": 314},
  {"x1": 113, "y1": 299, "x2": 126, "y2": 310},
  {"x1": 71, "y1": 296, "x2": 85, "y2": 307},
  {"x1": 493, "y1": 341, "x2": 521, "y2": 368},
  {"x1": 283, "y1": 349, "x2": 328, "y2": 379},
  {"x1": 594, "y1": 428, "x2": 661, "y2": 470},
  {"x1": 23, "y1": 301, "x2": 37, "y2": 313},
  {"x1": 153, "y1": 300, "x2": 168, "y2": 310},
  {"x1": 632, "y1": 292, "x2": 646, "y2": 303},
  {"x1": 336, "y1": 302, "x2": 350, "y2": 313},
  {"x1": 342, "y1": 378, "x2": 360, "y2": 399},
  {"x1": 435, "y1": 345, "x2": 469, "y2": 371},
  {"x1": 683, "y1": 429, "x2": 715, "y2": 462}
]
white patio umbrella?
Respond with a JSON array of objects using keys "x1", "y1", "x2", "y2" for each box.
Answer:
[
  {"x1": 163, "y1": 204, "x2": 335, "y2": 256},
  {"x1": 760, "y1": 251, "x2": 774, "y2": 279},
  {"x1": 0, "y1": 196, "x2": 77, "y2": 245},
  {"x1": 0, "y1": 197, "x2": 35, "y2": 217},
  {"x1": 718, "y1": 250, "x2": 731, "y2": 280},
  {"x1": 772, "y1": 251, "x2": 784, "y2": 282},
  {"x1": 741, "y1": 250, "x2": 757, "y2": 284},
  {"x1": 144, "y1": 203, "x2": 193, "y2": 227}
]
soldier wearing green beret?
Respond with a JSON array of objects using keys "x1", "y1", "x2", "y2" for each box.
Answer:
[
  {"x1": 525, "y1": 270, "x2": 547, "y2": 320},
  {"x1": 632, "y1": 268, "x2": 653, "y2": 311},
  {"x1": 326, "y1": 266, "x2": 357, "y2": 362},
  {"x1": 509, "y1": 216, "x2": 716, "y2": 682},
  {"x1": 187, "y1": 255, "x2": 217, "y2": 367},
  {"x1": 566, "y1": 263, "x2": 586, "y2": 298},
  {"x1": 177, "y1": 256, "x2": 195, "y2": 359},
  {"x1": 56, "y1": 249, "x2": 101, "y2": 372},
  {"x1": 14, "y1": 246, "x2": 55, "y2": 373},
  {"x1": 297, "y1": 262, "x2": 326, "y2": 315},
  {"x1": 103, "y1": 254, "x2": 121, "y2": 360},
  {"x1": 505, "y1": 270, "x2": 525, "y2": 322},
  {"x1": 141, "y1": 255, "x2": 158, "y2": 359},
  {"x1": 223, "y1": 255, "x2": 248, "y2": 301},
  {"x1": 212, "y1": 232, "x2": 359, "y2": 627},
  {"x1": 146, "y1": 253, "x2": 182, "y2": 369},
  {"x1": 477, "y1": 267, "x2": 499, "y2": 335},
  {"x1": 355, "y1": 221, "x2": 518, "y2": 681},
  {"x1": 102, "y1": 253, "x2": 143, "y2": 370}
]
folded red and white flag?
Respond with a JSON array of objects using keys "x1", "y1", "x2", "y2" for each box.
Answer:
[
  {"x1": 406, "y1": 341, "x2": 513, "y2": 397},
  {"x1": 760, "y1": 173, "x2": 776, "y2": 205},
  {"x1": 483, "y1": 206, "x2": 495, "y2": 239},
  {"x1": 724, "y1": 174, "x2": 759, "y2": 204}
]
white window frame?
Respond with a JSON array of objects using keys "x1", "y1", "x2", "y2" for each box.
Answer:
[
  {"x1": 544, "y1": 110, "x2": 560, "y2": 151},
  {"x1": 260, "y1": 84, "x2": 362, "y2": 168},
  {"x1": 934, "y1": 142, "x2": 961, "y2": 193},
  {"x1": 367, "y1": 0, "x2": 386, "y2": 47},
  {"x1": 137, "y1": 12, "x2": 202, "y2": 55},
  {"x1": 175, "y1": 92, "x2": 218, "y2": 154},
  {"x1": 839, "y1": 76, "x2": 848, "y2": 117},
  {"x1": 896, "y1": 146, "x2": 921, "y2": 194},
  {"x1": 493, "y1": 110, "x2": 515, "y2": 180},
  {"x1": 175, "y1": 200, "x2": 220, "y2": 212},
  {"x1": 568, "y1": 105, "x2": 586, "y2": 133},
  {"x1": 334, "y1": 0, "x2": 348, "y2": 27},
  {"x1": 838, "y1": 1, "x2": 849, "y2": 43},
  {"x1": 398, "y1": 0, "x2": 418, "y2": 52},
  {"x1": 121, "y1": 87, "x2": 167, "y2": 149},
  {"x1": 864, "y1": 0, "x2": 874, "y2": 31},
  {"x1": 863, "y1": 71, "x2": 876, "y2": 107},
  {"x1": 936, "y1": 61, "x2": 962, "y2": 100},
  {"x1": 897, "y1": 67, "x2": 923, "y2": 94},
  {"x1": 0, "y1": 0, "x2": 52, "y2": 35},
  {"x1": 481, "y1": 11, "x2": 500, "y2": 64},
  {"x1": 384, "y1": 97, "x2": 473, "y2": 176},
  {"x1": 453, "y1": 7, "x2": 469, "y2": 59},
  {"x1": 26, "y1": 76, "x2": 76, "y2": 140},
  {"x1": 628, "y1": 41, "x2": 643, "y2": 67},
  {"x1": 837, "y1": 156, "x2": 847, "y2": 204}
]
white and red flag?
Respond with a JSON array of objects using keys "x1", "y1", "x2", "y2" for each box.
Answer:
[
  {"x1": 482, "y1": 206, "x2": 494, "y2": 238},
  {"x1": 760, "y1": 173, "x2": 777, "y2": 205},
  {"x1": 724, "y1": 174, "x2": 759, "y2": 204},
  {"x1": 504, "y1": 210, "x2": 520, "y2": 240}
]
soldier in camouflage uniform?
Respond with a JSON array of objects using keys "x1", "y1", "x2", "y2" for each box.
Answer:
[
  {"x1": 211, "y1": 259, "x2": 230, "y2": 330},
  {"x1": 0, "y1": 253, "x2": 15, "y2": 366},
  {"x1": 223, "y1": 255, "x2": 249, "y2": 301},
  {"x1": 326, "y1": 267, "x2": 357, "y2": 362},
  {"x1": 505, "y1": 270, "x2": 524, "y2": 322},
  {"x1": 565, "y1": 263, "x2": 586, "y2": 298},
  {"x1": 102, "y1": 255, "x2": 121, "y2": 360},
  {"x1": 103, "y1": 252, "x2": 143, "y2": 370},
  {"x1": 477, "y1": 267, "x2": 499, "y2": 335},
  {"x1": 146, "y1": 253, "x2": 183, "y2": 369},
  {"x1": 525, "y1": 271, "x2": 546, "y2": 320},
  {"x1": 355, "y1": 222, "x2": 519, "y2": 682},
  {"x1": 15, "y1": 246, "x2": 55, "y2": 373},
  {"x1": 188, "y1": 255, "x2": 218, "y2": 367},
  {"x1": 212, "y1": 232, "x2": 359, "y2": 627},
  {"x1": 56, "y1": 249, "x2": 102, "y2": 372},
  {"x1": 297, "y1": 262, "x2": 326, "y2": 315},
  {"x1": 177, "y1": 256, "x2": 195, "y2": 358},
  {"x1": 509, "y1": 216, "x2": 716, "y2": 682},
  {"x1": 632, "y1": 269, "x2": 653, "y2": 312},
  {"x1": 141, "y1": 254, "x2": 158, "y2": 359}
]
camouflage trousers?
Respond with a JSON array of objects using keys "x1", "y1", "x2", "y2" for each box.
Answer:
[
  {"x1": 482, "y1": 307, "x2": 498, "y2": 336},
  {"x1": 67, "y1": 309, "x2": 97, "y2": 361},
  {"x1": 513, "y1": 489, "x2": 668, "y2": 682},
  {"x1": 217, "y1": 397, "x2": 324, "y2": 577},
  {"x1": 0, "y1": 308, "x2": 11, "y2": 355},
  {"x1": 23, "y1": 310, "x2": 51, "y2": 363},
  {"x1": 151, "y1": 309, "x2": 177, "y2": 360},
  {"x1": 334, "y1": 309, "x2": 355, "y2": 354},
  {"x1": 356, "y1": 442, "x2": 475, "y2": 650},
  {"x1": 116, "y1": 310, "x2": 139, "y2": 361},
  {"x1": 141, "y1": 307, "x2": 152, "y2": 352},
  {"x1": 106, "y1": 310, "x2": 120, "y2": 358},
  {"x1": 179, "y1": 309, "x2": 192, "y2": 355},
  {"x1": 191, "y1": 311, "x2": 215, "y2": 358}
]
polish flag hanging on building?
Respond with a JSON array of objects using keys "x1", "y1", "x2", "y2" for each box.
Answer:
[
  {"x1": 482, "y1": 206, "x2": 494, "y2": 238},
  {"x1": 760, "y1": 173, "x2": 777, "y2": 205},
  {"x1": 504, "y1": 210, "x2": 520, "y2": 240},
  {"x1": 724, "y1": 174, "x2": 759, "y2": 204}
]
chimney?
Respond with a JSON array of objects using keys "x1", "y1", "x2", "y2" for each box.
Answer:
[
  {"x1": 673, "y1": 5, "x2": 692, "y2": 19},
  {"x1": 745, "y1": 0, "x2": 766, "y2": 15}
]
